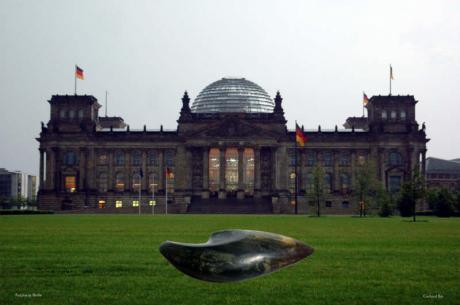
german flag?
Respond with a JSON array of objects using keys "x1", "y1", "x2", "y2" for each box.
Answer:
[
  {"x1": 363, "y1": 92, "x2": 369, "y2": 106},
  {"x1": 75, "y1": 65, "x2": 84, "y2": 80},
  {"x1": 295, "y1": 123, "x2": 307, "y2": 147},
  {"x1": 166, "y1": 167, "x2": 174, "y2": 179}
]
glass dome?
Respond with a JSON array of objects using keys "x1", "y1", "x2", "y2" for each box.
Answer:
[{"x1": 191, "y1": 78, "x2": 274, "y2": 113}]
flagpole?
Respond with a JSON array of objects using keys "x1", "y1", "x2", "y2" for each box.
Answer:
[
  {"x1": 294, "y1": 121, "x2": 298, "y2": 215},
  {"x1": 74, "y1": 65, "x2": 77, "y2": 95},
  {"x1": 389, "y1": 65, "x2": 392, "y2": 95},
  {"x1": 105, "y1": 91, "x2": 108, "y2": 117}
]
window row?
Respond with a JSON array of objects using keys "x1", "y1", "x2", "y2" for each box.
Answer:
[
  {"x1": 99, "y1": 172, "x2": 174, "y2": 193},
  {"x1": 98, "y1": 150, "x2": 175, "y2": 166},
  {"x1": 289, "y1": 151, "x2": 365, "y2": 167},
  {"x1": 288, "y1": 172, "x2": 352, "y2": 193},
  {"x1": 381, "y1": 110, "x2": 406, "y2": 120},
  {"x1": 60, "y1": 109, "x2": 84, "y2": 120},
  {"x1": 98, "y1": 199, "x2": 158, "y2": 209}
]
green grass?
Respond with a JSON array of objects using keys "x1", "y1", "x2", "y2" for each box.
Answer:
[{"x1": 0, "y1": 215, "x2": 459, "y2": 305}]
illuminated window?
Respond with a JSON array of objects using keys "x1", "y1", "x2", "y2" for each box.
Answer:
[
  {"x1": 357, "y1": 155, "x2": 366, "y2": 166},
  {"x1": 209, "y1": 148, "x2": 220, "y2": 192},
  {"x1": 149, "y1": 200, "x2": 156, "y2": 206},
  {"x1": 132, "y1": 200, "x2": 139, "y2": 207},
  {"x1": 243, "y1": 148, "x2": 254, "y2": 193},
  {"x1": 115, "y1": 200, "x2": 122, "y2": 208},
  {"x1": 115, "y1": 173, "x2": 124, "y2": 191},
  {"x1": 98, "y1": 200, "x2": 106, "y2": 209},
  {"x1": 225, "y1": 148, "x2": 238, "y2": 191},
  {"x1": 149, "y1": 173, "x2": 158, "y2": 193},
  {"x1": 65, "y1": 176, "x2": 76, "y2": 192}
]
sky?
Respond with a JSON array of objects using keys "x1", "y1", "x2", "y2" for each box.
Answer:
[{"x1": 1, "y1": 0, "x2": 459, "y2": 176}]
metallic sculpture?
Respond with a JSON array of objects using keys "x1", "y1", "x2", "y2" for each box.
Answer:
[{"x1": 159, "y1": 229, "x2": 314, "y2": 282}]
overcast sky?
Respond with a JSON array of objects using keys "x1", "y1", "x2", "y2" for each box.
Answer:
[{"x1": 1, "y1": 0, "x2": 459, "y2": 176}]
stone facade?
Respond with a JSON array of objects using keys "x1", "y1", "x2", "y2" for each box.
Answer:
[{"x1": 37, "y1": 90, "x2": 428, "y2": 214}]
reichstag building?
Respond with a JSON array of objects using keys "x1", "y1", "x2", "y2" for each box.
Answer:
[{"x1": 37, "y1": 77, "x2": 428, "y2": 213}]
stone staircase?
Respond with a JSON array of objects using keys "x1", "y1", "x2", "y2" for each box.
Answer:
[{"x1": 187, "y1": 196, "x2": 273, "y2": 214}]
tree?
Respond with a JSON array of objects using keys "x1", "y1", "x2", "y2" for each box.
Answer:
[
  {"x1": 397, "y1": 168, "x2": 425, "y2": 221},
  {"x1": 376, "y1": 189, "x2": 394, "y2": 217},
  {"x1": 309, "y1": 164, "x2": 325, "y2": 217},
  {"x1": 353, "y1": 159, "x2": 379, "y2": 217},
  {"x1": 432, "y1": 188, "x2": 454, "y2": 217}
]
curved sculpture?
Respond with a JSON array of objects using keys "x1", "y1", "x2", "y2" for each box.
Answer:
[{"x1": 159, "y1": 229, "x2": 314, "y2": 282}]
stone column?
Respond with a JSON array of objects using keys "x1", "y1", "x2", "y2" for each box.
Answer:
[
  {"x1": 351, "y1": 150, "x2": 356, "y2": 189},
  {"x1": 45, "y1": 148, "x2": 53, "y2": 190},
  {"x1": 421, "y1": 149, "x2": 426, "y2": 178},
  {"x1": 79, "y1": 148, "x2": 86, "y2": 191},
  {"x1": 87, "y1": 148, "x2": 95, "y2": 191},
  {"x1": 159, "y1": 150, "x2": 164, "y2": 191},
  {"x1": 254, "y1": 147, "x2": 261, "y2": 198},
  {"x1": 378, "y1": 148, "x2": 386, "y2": 189},
  {"x1": 219, "y1": 147, "x2": 226, "y2": 199},
  {"x1": 202, "y1": 147, "x2": 209, "y2": 198},
  {"x1": 52, "y1": 147, "x2": 59, "y2": 191},
  {"x1": 108, "y1": 150, "x2": 114, "y2": 191},
  {"x1": 124, "y1": 150, "x2": 131, "y2": 191},
  {"x1": 141, "y1": 150, "x2": 147, "y2": 190},
  {"x1": 298, "y1": 149, "x2": 304, "y2": 192},
  {"x1": 237, "y1": 147, "x2": 245, "y2": 199},
  {"x1": 333, "y1": 150, "x2": 340, "y2": 191},
  {"x1": 39, "y1": 149, "x2": 45, "y2": 190}
]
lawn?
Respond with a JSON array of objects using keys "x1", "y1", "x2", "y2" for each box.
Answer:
[{"x1": 0, "y1": 215, "x2": 459, "y2": 305}]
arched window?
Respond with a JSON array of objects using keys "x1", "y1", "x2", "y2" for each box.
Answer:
[
  {"x1": 98, "y1": 173, "x2": 108, "y2": 192},
  {"x1": 64, "y1": 151, "x2": 77, "y2": 165},
  {"x1": 148, "y1": 151, "x2": 159, "y2": 166},
  {"x1": 389, "y1": 151, "x2": 403, "y2": 166},
  {"x1": 340, "y1": 173, "x2": 350, "y2": 192},
  {"x1": 78, "y1": 109, "x2": 84, "y2": 119},
  {"x1": 115, "y1": 151, "x2": 124, "y2": 166},
  {"x1": 324, "y1": 173, "x2": 332, "y2": 193},
  {"x1": 132, "y1": 151, "x2": 141, "y2": 166},
  {"x1": 115, "y1": 173, "x2": 125, "y2": 191},
  {"x1": 132, "y1": 173, "x2": 141, "y2": 191}
]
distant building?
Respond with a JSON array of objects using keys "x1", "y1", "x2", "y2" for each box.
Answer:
[
  {"x1": 37, "y1": 78, "x2": 428, "y2": 213},
  {"x1": 426, "y1": 157, "x2": 460, "y2": 191},
  {"x1": 0, "y1": 168, "x2": 37, "y2": 200}
]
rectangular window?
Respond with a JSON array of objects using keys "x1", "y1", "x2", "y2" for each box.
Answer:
[
  {"x1": 149, "y1": 200, "x2": 156, "y2": 206},
  {"x1": 115, "y1": 200, "x2": 123, "y2": 208},
  {"x1": 389, "y1": 176, "x2": 402, "y2": 193},
  {"x1": 132, "y1": 200, "x2": 139, "y2": 207},
  {"x1": 325, "y1": 201, "x2": 332, "y2": 208},
  {"x1": 342, "y1": 201, "x2": 349, "y2": 208},
  {"x1": 98, "y1": 200, "x2": 106, "y2": 209},
  {"x1": 65, "y1": 176, "x2": 76, "y2": 192},
  {"x1": 306, "y1": 153, "x2": 316, "y2": 166},
  {"x1": 323, "y1": 152, "x2": 332, "y2": 166},
  {"x1": 340, "y1": 153, "x2": 350, "y2": 166}
]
